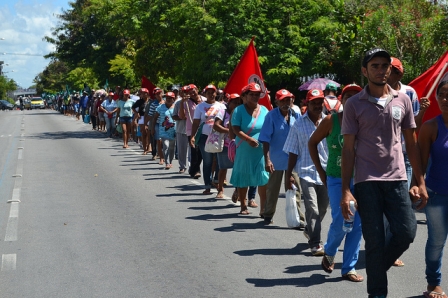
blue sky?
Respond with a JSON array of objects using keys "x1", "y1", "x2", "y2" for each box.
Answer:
[{"x1": 0, "y1": 0, "x2": 69, "y2": 89}]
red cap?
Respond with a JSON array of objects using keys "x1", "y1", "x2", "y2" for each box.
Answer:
[
  {"x1": 204, "y1": 84, "x2": 217, "y2": 92},
  {"x1": 306, "y1": 89, "x2": 325, "y2": 102},
  {"x1": 153, "y1": 87, "x2": 162, "y2": 95},
  {"x1": 228, "y1": 93, "x2": 240, "y2": 102},
  {"x1": 241, "y1": 82, "x2": 262, "y2": 94},
  {"x1": 275, "y1": 89, "x2": 295, "y2": 101},
  {"x1": 341, "y1": 84, "x2": 362, "y2": 98},
  {"x1": 165, "y1": 91, "x2": 176, "y2": 98},
  {"x1": 123, "y1": 89, "x2": 131, "y2": 95},
  {"x1": 390, "y1": 57, "x2": 404, "y2": 74},
  {"x1": 140, "y1": 88, "x2": 149, "y2": 93},
  {"x1": 109, "y1": 92, "x2": 114, "y2": 96}
]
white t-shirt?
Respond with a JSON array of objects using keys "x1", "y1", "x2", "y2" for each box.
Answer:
[{"x1": 193, "y1": 101, "x2": 226, "y2": 135}]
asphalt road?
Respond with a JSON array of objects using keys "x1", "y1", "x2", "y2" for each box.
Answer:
[{"x1": 0, "y1": 109, "x2": 439, "y2": 298}]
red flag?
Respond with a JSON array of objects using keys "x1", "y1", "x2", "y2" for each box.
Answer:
[
  {"x1": 224, "y1": 37, "x2": 273, "y2": 110},
  {"x1": 409, "y1": 51, "x2": 448, "y2": 123},
  {"x1": 141, "y1": 76, "x2": 157, "y2": 96}
]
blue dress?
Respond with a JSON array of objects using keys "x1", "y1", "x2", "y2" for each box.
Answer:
[{"x1": 230, "y1": 105, "x2": 269, "y2": 187}]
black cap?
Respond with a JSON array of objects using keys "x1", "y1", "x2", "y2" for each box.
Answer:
[{"x1": 362, "y1": 48, "x2": 391, "y2": 67}]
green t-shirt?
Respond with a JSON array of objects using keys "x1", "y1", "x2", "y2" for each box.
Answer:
[{"x1": 325, "y1": 113, "x2": 343, "y2": 178}]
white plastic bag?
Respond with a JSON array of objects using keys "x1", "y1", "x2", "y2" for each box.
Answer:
[{"x1": 285, "y1": 186, "x2": 301, "y2": 228}]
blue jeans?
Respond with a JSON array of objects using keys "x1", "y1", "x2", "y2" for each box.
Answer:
[
  {"x1": 403, "y1": 152, "x2": 412, "y2": 189},
  {"x1": 354, "y1": 180, "x2": 416, "y2": 297},
  {"x1": 104, "y1": 116, "x2": 116, "y2": 137},
  {"x1": 81, "y1": 106, "x2": 87, "y2": 121},
  {"x1": 197, "y1": 134, "x2": 219, "y2": 189},
  {"x1": 425, "y1": 188, "x2": 448, "y2": 287},
  {"x1": 324, "y1": 176, "x2": 362, "y2": 275}
]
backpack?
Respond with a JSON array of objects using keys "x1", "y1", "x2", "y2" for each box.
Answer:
[{"x1": 323, "y1": 97, "x2": 341, "y2": 114}]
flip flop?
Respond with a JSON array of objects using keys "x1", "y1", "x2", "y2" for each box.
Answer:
[
  {"x1": 424, "y1": 291, "x2": 448, "y2": 298},
  {"x1": 342, "y1": 272, "x2": 364, "y2": 282},
  {"x1": 239, "y1": 209, "x2": 251, "y2": 215},
  {"x1": 393, "y1": 259, "x2": 405, "y2": 267},
  {"x1": 202, "y1": 189, "x2": 212, "y2": 195},
  {"x1": 215, "y1": 192, "x2": 224, "y2": 199}
]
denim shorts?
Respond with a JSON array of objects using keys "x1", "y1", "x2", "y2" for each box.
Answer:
[
  {"x1": 120, "y1": 116, "x2": 133, "y2": 124},
  {"x1": 217, "y1": 146, "x2": 233, "y2": 169}
]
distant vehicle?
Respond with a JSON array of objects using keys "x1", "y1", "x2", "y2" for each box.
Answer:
[
  {"x1": 30, "y1": 97, "x2": 45, "y2": 109},
  {"x1": 24, "y1": 99, "x2": 31, "y2": 110},
  {"x1": 0, "y1": 99, "x2": 14, "y2": 110}
]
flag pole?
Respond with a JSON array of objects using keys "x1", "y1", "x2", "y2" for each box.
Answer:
[{"x1": 426, "y1": 62, "x2": 448, "y2": 98}]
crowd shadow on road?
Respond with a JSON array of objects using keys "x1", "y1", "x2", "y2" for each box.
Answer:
[
  {"x1": 26, "y1": 130, "x2": 105, "y2": 140},
  {"x1": 235, "y1": 243, "x2": 308, "y2": 256},
  {"x1": 246, "y1": 273, "x2": 339, "y2": 288},
  {"x1": 214, "y1": 221, "x2": 292, "y2": 232}
]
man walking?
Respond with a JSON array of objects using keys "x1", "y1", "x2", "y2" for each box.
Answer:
[
  {"x1": 341, "y1": 48, "x2": 428, "y2": 298},
  {"x1": 284, "y1": 89, "x2": 329, "y2": 256}
]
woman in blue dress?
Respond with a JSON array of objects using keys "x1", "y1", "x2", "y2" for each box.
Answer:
[{"x1": 230, "y1": 83, "x2": 269, "y2": 215}]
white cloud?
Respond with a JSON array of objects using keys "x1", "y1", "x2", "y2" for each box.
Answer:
[{"x1": 0, "y1": 1, "x2": 67, "y2": 88}]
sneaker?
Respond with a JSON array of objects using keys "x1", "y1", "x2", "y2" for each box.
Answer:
[{"x1": 311, "y1": 245, "x2": 325, "y2": 256}]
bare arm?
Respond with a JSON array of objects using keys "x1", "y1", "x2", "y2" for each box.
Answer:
[
  {"x1": 285, "y1": 153, "x2": 298, "y2": 190},
  {"x1": 189, "y1": 118, "x2": 201, "y2": 148},
  {"x1": 151, "y1": 112, "x2": 159, "y2": 135},
  {"x1": 341, "y1": 134, "x2": 356, "y2": 220},
  {"x1": 414, "y1": 97, "x2": 430, "y2": 132},
  {"x1": 213, "y1": 118, "x2": 229, "y2": 134},
  {"x1": 403, "y1": 128, "x2": 428, "y2": 209},
  {"x1": 232, "y1": 125, "x2": 258, "y2": 148},
  {"x1": 308, "y1": 114, "x2": 332, "y2": 187},
  {"x1": 262, "y1": 142, "x2": 274, "y2": 174}
]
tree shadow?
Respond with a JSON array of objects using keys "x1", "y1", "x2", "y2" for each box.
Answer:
[
  {"x1": 213, "y1": 221, "x2": 292, "y2": 232},
  {"x1": 246, "y1": 273, "x2": 341, "y2": 288},
  {"x1": 234, "y1": 243, "x2": 308, "y2": 257},
  {"x1": 188, "y1": 204, "x2": 238, "y2": 211}
]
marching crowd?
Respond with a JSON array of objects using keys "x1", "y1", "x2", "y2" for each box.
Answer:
[{"x1": 58, "y1": 48, "x2": 448, "y2": 298}]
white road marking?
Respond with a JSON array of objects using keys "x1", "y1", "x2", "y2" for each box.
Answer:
[
  {"x1": 18, "y1": 149, "x2": 23, "y2": 160},
  {"x1": 190, "y1": 180, "x2": 202, "y2": 186},
  {"x1": 1, "y1": 254, "x2": 16, "y2": 271},
  {"x1": 7, "y1": 188, "x2": 21, "y2": 203},
  {"x1": 4, "y1": 217, "x2": 18, "y2": 242}
]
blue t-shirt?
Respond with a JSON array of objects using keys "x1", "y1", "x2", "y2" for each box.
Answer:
[
  {"x1": 101, "y1": 99, "x2": 117, "y2": 116},
  {"x1": 117, "y1": 100, "x2": 134, "y2": 117},
  {"x1": 156, "y1": 104, "x2": 176, "y2": 140},
  {"x1": 259, "y1": 108, "x2": 298, "y2": 171}
]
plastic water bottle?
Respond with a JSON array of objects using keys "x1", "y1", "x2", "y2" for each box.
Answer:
[{"x1": 342, "y1": 201, "x2": 356, "y2": 233}]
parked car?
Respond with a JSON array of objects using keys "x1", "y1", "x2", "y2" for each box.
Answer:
[
  {"x1": 0, "y1": 99, "x2": 14, "y2": 110},
  {"x1": 30, "y1": 97, "x2": 45, "y2": 109}
]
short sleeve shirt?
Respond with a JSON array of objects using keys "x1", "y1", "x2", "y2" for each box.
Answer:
[
  {"x1": 156, "y1": 104, "x2": 176, "y2": 139},
  {"x1": 259, "y1": 108, "x2": 299, "y2": 171},
  {"x1": 341, "y1": 86, "x2": 416, "y2": 184},
  {"x1": 193, "y1": 101, "x2": 226, "y2": 135},
  {"x1": 173, "y1": 99, "x2": 186, "y2": 134},
  {"x1": 117, "y1": 100, "x2": 134, "y2": 118}
]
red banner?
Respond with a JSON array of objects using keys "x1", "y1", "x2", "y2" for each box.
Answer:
[
  {"x1": 409, "y1": 51, "x2": 448, "y2": 123},
  {"x1": 224, "y1": 37, "x2": 272, "y2": 110},
  {"x1": 141, "y1": 76, "x2": 157, "y2": 96}
]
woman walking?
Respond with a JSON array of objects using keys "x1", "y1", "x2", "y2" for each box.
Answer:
[
  {"x1": 418, "y1": 80, "x2": 448, "y2": 298},
  {"x1": 116, "y1": 89, "x2": 134, "y2": 148},
  {"x1": 153, "y1": 92, "x2": 176, "y2": 169},
  {"x1": 101, "y1": 92, "x2": 118, "y2": 138},
  {"x1": 230, "y1": 83, "x2": 269, "y2": 215},
  {"x1": 213, "y1": 93, "x2": 243, "y2": 198},
  {"x1": 190, "y1": 85, "x2": 225, "y2": 195}
]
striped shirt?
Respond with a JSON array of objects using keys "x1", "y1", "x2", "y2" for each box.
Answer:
[{"x1": 283, "y1": 112, "x2": 328, "y2": 185}]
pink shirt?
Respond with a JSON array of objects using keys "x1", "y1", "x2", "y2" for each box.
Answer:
[
  {"x1": 184, "y1": 96, "x2": 206, "y2": 136},
  {"x1": 341, "y1": 86, "x2": 416, "y2": 184}
]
